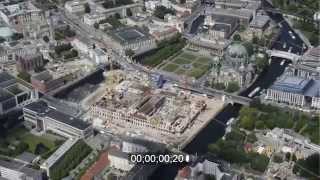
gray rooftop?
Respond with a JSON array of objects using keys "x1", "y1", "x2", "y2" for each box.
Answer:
[
  {"x1": 109, "y1": 148, "x2": 128, "y2": 159},
  {"x1": 271, "y1": 75, "x2": 320, "y2": 97},
  {"x1": 24, "y1": 100, "x2": 90, "y2": 130},
  {"x1": 0, "y1": 88, "x2": 14, "y2": 102},
  {"x1": 0, "y1": 159, "x2": 43, "y2": 178}
]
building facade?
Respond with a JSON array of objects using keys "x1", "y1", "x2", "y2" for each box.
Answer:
[{"x1": 23, "y1": 100, "x2": 93, "y2": 138}]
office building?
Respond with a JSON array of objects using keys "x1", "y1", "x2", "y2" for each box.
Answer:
[
  {"x1": 0, "y1": 72, "x2": 36, "y2": 114},
  {"x1": 64, "y1": 1, "x2": 86, "y2": 14},
  {"x1": 108, "y1": 148, "x2": 134, "y2": 172},
  {"x1": 31, "y1": 71, "x2": 64, "y2": 94},
  {"x1": 0, "y1": 159, "x2": 45, "y2": 180},
  {"x1": 16, "y1": 52, "x2": 44, "y2": 73},
  {"x1": 23, "y1": 100, "x2": 93, "y2": 138},
  {"x1": 265, "y1": 75, "x2": 320, "y2": 109}
]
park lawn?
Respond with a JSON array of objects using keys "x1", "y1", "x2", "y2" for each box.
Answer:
[
  {"x1": 173, "y1": 58, "x2": 192, "y2": 65},
  {"x1": 198, "y1": 57, "x2": 211, "y2": 64},
  {"x1": 180, "y1": 53, "x2": 196, "y2": 60},
  {"x1": 162, "y1": 63, "x2": 179, "y2": 72},
  {"x1": 21, "y1": 134, "x2": 56, "y2": 153},
  {"x1": 175, "y1": 68, "x2": 187, "y2": 75},
  {"x1": 6, "y1": 127, "x2": 28, "y2": 141},
  {"x1": 187, "y1": 68, "x2": 207, "y2": 79},
  {"x1": 192, "y1": 62, "x2": 209, "y2": 69}
]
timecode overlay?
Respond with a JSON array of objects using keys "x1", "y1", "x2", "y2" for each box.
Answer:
[{"x1": 128, "y1": 153, "x2": 190, "y2": 165}]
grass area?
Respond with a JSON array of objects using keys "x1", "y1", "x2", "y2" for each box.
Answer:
[
  {"x1": 4, "y1": 127, "x2": 62, "y2": 157},
  {"x1": 187, "y1": 68, "x2": 207, "y2": 79},
  {"x1": 180, "y1": 53, "x2": 196, "y2": 60},
  {"x1": 175, "y1": 68, "x2": 187, "y2": 74},
  {"x1": 173, "y1": 58, "x2": 192, "y2": 65},
  {"x1": 22, "y1": 134, "x2": 56, "y2": 153},
  {"x1": 162, "y1": 63, "x2": 179, "y2": 72},
  {"x1": 160, "y1": 51, "x2": 213, "y2": 79},
  {"x1": 198, "y1": 57, "x2": 211, "y2": 64}
]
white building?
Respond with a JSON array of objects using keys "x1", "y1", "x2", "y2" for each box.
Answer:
[
  {"x1": 71, "y1": 37, "x2": 91, "y2": 54},
  {"x1": 0, "y1": 159, "x2": 44, "y2": 180},
  {"x1": 83, "y1": 13, "x2": 105, "y2": 26},
  {"x1": 23, "y1": 100, "x2": 93, "y2": 138},
  {"x1": 108, "y1": 148, "x2": 134, "y2": 171},
  {"x1": 264, "y1": 128, "x2": 320, "y2": 159},
  {"x1": 89, "y1": 48, "x2": 108, "y2": 64},
  {"x1": 145, "y1": 0, "x2": 161, "y2": 12},
  {"x1": 265, "y1": 75, "x2": 320, "y2": 109},
  {"x1": 64, "y1": 1, "x2": 86, "y2": 14}
]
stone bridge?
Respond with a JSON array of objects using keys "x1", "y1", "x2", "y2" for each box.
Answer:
[{"x1": 267, "y1": 50, "x2": 301, "y2": 62}]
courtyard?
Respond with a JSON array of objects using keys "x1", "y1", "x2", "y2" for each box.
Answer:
[{"x1": 160, "y1": 51, "x2": 213, "y2": 79}]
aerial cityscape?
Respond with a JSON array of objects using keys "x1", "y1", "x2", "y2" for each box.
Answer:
[{"x1": 0, "y1": 0, "x2": 318, "y2": 179}]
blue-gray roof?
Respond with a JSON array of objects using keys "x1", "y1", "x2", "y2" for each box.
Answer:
[
  {"x1": 271, "y1": 76, "x2": 320, "y2": 97},
  {"x1": 271, "y1": 76, "x2": 311, "y2": 94}
]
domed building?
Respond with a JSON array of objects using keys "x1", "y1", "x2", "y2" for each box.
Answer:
[{"x1": 225, "y1": 43, "x2": 248, "y2": 68}]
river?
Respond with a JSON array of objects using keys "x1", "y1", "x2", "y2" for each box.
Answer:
[{"x1": 149, "y1": 0, "x2": 306, "y2": 179}]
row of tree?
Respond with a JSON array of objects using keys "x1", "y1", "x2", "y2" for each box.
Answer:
[
  {"x1": 50, "y1": 140, "x2": 92, "y2": 180},
  {"x1": 142, "y1": 34, "x2": 186, "y2": 67}
]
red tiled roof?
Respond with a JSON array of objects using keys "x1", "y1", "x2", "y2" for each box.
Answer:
[{"x1": 81, "y1": 151, "x2": 109, "y2": 180}]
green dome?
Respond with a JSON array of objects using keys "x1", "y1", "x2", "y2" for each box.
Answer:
[{"x1": 227, "y1": 43, "x2": 248, "y2": 59}]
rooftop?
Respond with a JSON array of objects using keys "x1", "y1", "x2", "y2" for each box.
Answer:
[
  {"x1": 250, "y1": 15, "x2": 269, "y2": 29},
  {"x1": 110, "y1": 27, "x2": 151, "y2": 44},
  {"x1": 24, "y1": 100, "x2": 90, "y2": 130},
  {"x1": 270, "y1": 75, "x2": 319, "y2": 95},
  {"x1": 0, "y1": 159, "x2": 43, "y2": 178}
]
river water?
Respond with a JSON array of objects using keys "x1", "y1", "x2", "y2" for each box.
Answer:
[{"x1": 150, "y1": 0, "x2": 306, "y2": 179}]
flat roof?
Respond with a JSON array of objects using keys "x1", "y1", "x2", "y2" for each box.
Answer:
[
  {"x1": 111, "y1": 27, "x2": 151, "y2": 44},
  {"x1": 0, "y1": 88, "x2": 14, "y2": 102},
  {"x1": 0, "y1": 71, "x2": 16, "y2": 86},
  {"x1": 0, "y1": 159, "x2": 42, "y2": 178},
  {"x1": 24, "y1": 101, "x2": 90, "y2": 130},
  {"x1": 270, "y1": 76, "x2": 311, "y2": 94}
]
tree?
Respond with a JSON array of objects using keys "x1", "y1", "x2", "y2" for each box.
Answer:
[
  {"x1": 17, "y1": 72, "x2": 31, "y2": 82},
  {"x1": 84, "y1": 3, "x2": 90, "y2": 13},
  {"x1": 226, "y1": 81, "x2": 240, "y2": 93},
  {"x1": 239, "y1": 25, "x2": 246, "y2": 32},
  {"x1": 34, "y1": 143, "x2": 49, "y2": 155},
  {"x1": 256, "y1": 55, "x2": 268, "y2": 72},
  {"x1": 43, "y1": 35, "x2": 50, "y2": 43},
  {"x1": 11, "y1": 33, "x2": 24, "y2": 41},
  {"x1": 233, "y1": 34, "x2": 241, "y2": 41},
  {"x1": 0, "y1": 37, "x2": 5, "y2": 43},
  {"x1": 293, "y1": 153, "x2": 320, "y2": 178},
  {"x1": 93, "y1": 23, "x2": 99, "y2": 29},
  {"x1": 248, "y1": 153, "x2": 269, "y2": 172},
  {"x1": 125, "y1": 49, "x2": 135, "y2": 57},
  {"x1": 154, "y1": 6, "x2": 175, "y2": 19},
  {"x1": 240, "y1": 116, "x2": 255, "y2": 130}
]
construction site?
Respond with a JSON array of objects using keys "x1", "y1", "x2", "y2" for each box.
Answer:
[{"x1": 84, "y1": 70, "x2": 224, "y2": 145}]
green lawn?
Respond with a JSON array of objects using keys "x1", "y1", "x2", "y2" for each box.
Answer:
[
  {"x1": 180, "y1": 53, "x2": 196, "y2": 60},
  {"x1": 175, "y1": 68, "x2": 187, "y2": 74},
  {"x1": 188, "y1": 68, "x2": 207, "y2": 79},
  {"x1": 160, "y1": 50, "x2": 213, "y2": 79},
  {"x1": 198, "y1": 57, "x2": 211, "y2": 64},
  {"x1": 5, "y1": 127, "x2": 61, "y2": 156},
  {"x1": 162, "y1": 63, "x2": 179, "y2": 72},
  {"x1": 22, "y1": 134, "x2": 56, "y2": 153},
  {"x1": 173, "y1": 58, "x2": 192, "y2": 65}
]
